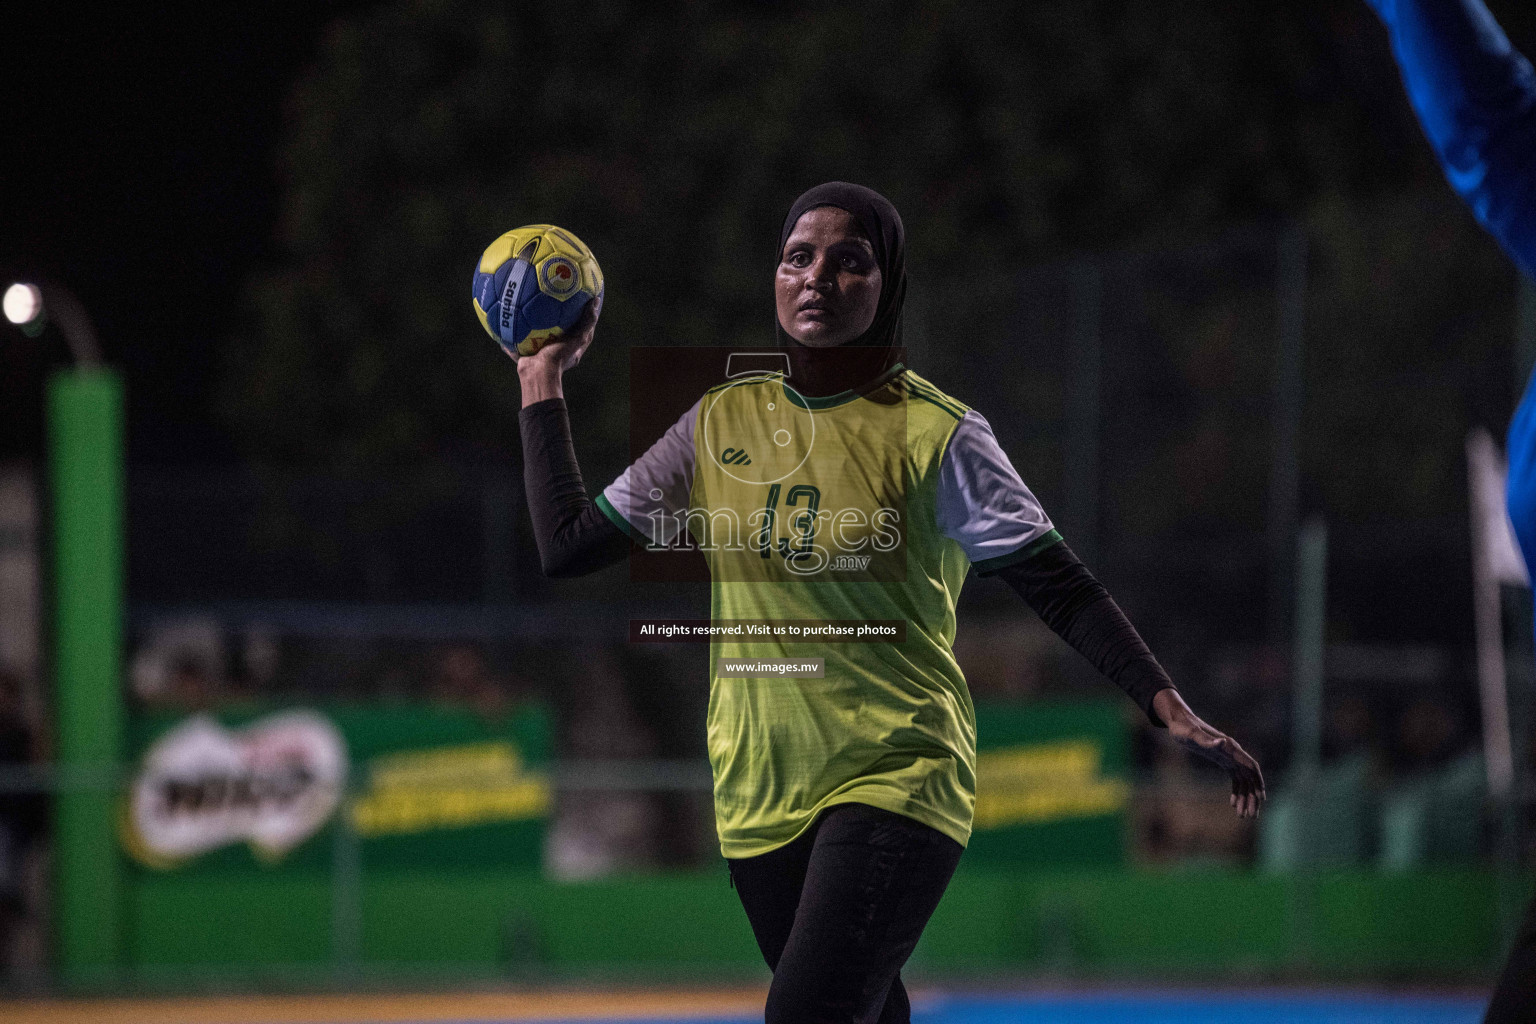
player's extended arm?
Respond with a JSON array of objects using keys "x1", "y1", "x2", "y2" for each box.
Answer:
[
  {"x1": 995, "y1": 543, "x2": 1266, "y2": 818},
  {"x1": 1368, "y1": 0, "x2": 1536, "y2": 278},
  {"x1": 994, "y1": 542, "x2": 1173, "y2": 722},
  {"x1": 515, "y1": 305, "x2": 632, "y2": 578}
]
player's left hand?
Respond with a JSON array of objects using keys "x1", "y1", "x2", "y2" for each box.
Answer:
[
  {"x1": 518, "y1": 294, "x2": 601, "y2": 374},
  {"x1": 1152, "y1": 688, "x2": 1267, "y2": 819}
]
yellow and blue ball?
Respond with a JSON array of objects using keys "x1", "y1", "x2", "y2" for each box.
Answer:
[{"x1": 472, "y1": 224, "x2": 604, "y2": 359}]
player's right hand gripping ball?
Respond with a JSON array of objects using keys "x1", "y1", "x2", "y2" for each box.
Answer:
[{"x1": 472, "y1": 224, "x2": 604, "y2": 359}]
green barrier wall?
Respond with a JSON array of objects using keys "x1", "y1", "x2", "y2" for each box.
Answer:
[
  {"x1": 113, "y1": 700, "x2": 1523, "y2": 985},
  {"x1": 122, "y1": 868, "x2": 1520, "y2": 983}
]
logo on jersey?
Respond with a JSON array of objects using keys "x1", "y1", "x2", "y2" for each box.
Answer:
[{"x1": 702, "y1": 373, "x2": 816, "y2": 485}]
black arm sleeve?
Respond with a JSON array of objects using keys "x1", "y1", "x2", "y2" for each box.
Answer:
[
  {"x1": 993, "y1": 538, "x2": 1176, "y2": 726},
  {"x1": 518, "y1": 397, "x2": 632, "y2": 578}
]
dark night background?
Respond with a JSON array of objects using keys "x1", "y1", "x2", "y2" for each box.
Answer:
[
  {"x1": 4, "y1": 0, "x2": 1534, "y2": 651},
  {"x1": 2, "y1": 1, "x2": 1534, "y2": 662},
  {"x1": 1, "y1": 3, "x2": 373, "y2": 464},
  {"x1": 4, "y1": 0, "x2": 1531, "y2": 469}
]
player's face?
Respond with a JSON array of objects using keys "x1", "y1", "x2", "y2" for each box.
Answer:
[{"x1": 776, "y1": 207, "x2": 883, "y2": 348}]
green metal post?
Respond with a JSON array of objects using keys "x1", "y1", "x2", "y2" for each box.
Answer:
[
  {"x1": 331, "y1": 782, "x2": 363, "y2": 979},
  {"x1": 48, "y1": 370, "x2": 125, "y2": 986},
  {"x1": 1065, "y1": 259, "x2": 1102, "y2": 565},
  {"x1": 1292, "y1": 515, "x2": 1328, "y2": 781},
  {"x1": 1288, "y1": 515, "x2": 1327, "y2": 967},
  {"x1": 1267, "y1": 224, "x2": 1308, "y2": 644}
]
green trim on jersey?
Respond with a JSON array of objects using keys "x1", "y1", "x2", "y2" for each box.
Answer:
[
  {"x1": 971, "y1": 528, "x2": 1063, "y2": 576},
  {"x1": 782, "y1": 362, "x2": 909, "y2": 410},
  {"x1": 706, "y1": 371, "x2": 785, "y2": 397},
  {"x1": 595, "y1": 492, "x2": 645, "y2": 544},
  {"x1": 694, "y1": 367, "x2": 983, "y2": 857},
  {"x1": 897, "y1": 375, "x2": 967, "y2": 421}
]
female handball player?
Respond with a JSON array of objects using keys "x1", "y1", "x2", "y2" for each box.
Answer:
[{"x1": 514, "y1": 181, "x2": 1265, "y2": 1023}]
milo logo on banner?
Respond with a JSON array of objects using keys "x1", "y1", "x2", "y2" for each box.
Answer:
[{"x1": 123, "y1": 711, "x2": 347, "y2": 867}]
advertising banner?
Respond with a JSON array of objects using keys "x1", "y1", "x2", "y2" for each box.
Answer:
[
  {"x1": 122, "y1": 703, "x2": 552, "y2": 873},
  {"x1": 967, "y1": 701, "x2": 1129, "y2": 864}
]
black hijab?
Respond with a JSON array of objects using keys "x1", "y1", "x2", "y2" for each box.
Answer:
[{"x1": 775, "y1": 182, "x2": 907, "y2": 396}]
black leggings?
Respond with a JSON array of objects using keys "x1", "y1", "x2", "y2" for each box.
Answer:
[
  {"x1": 1485, "y1": 893, "x2": 1536, "y2": 1023},
  {"x1": 726, "y1": 802, "x2": 964, "y2": 1024}
]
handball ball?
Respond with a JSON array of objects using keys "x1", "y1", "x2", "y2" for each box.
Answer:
[{"x1": 472, "y1": 224, "x2": 604, "y2": 359}]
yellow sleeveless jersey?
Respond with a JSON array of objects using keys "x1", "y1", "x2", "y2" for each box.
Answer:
[{"x1": 598, "y1": 363, "x2": 1058, "y2": 856}]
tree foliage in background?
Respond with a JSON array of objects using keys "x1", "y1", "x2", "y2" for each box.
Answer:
[{"x1": 226, "y1": 0, "x2": 1409, "y2": 467}]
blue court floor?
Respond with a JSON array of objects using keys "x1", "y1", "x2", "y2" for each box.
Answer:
[
  {"x1": 531, "y1": 994, "x2": 1486, "y2": 1024},
  {"x1": 529, "y1": 990, "x2": 1486, "y2": 1024},
  {"x1": 0, "y1": 987, "x2": 1490, "y2": 1024},
  {"x1": 909, "y1": 991, "x2": 1485, "y2": 1024}
]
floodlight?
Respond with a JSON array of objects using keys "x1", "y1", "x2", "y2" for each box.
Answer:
[{"x1": 3, "y1": 282, "x2": 42, "y2": 326}]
